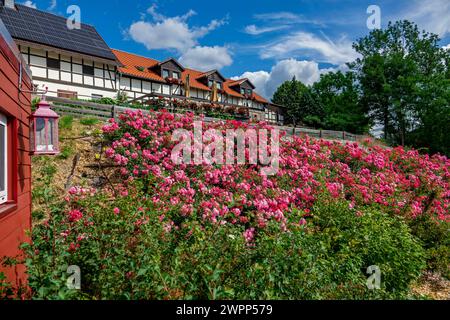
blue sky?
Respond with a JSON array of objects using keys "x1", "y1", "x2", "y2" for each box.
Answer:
[{"x1": 21, "y1": 0, "x2": 450, "y2": 98}]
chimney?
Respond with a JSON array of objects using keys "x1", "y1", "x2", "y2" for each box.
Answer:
[{"x1": 3, "y1": 0, "x2": 15, "y2": 9}]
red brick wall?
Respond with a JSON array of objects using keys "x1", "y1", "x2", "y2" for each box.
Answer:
[{"x1": 0, "y1": 31, "x2": 32, "y2": 289}]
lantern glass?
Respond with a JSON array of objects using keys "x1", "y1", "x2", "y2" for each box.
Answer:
[
  {"x1": 48, "y1": 118, "x2": 57, "y2": 152},
  {"x1": 35, "y1": 117, "x2": 47, "y2": 152}
]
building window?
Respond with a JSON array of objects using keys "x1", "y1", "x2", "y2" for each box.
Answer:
[
  {"x1": 240, "y1": 88, "x2": 245, "y2": 95},
  {"x1": 57, "y1": 90, "x2": 78, "y2": 99},
  {"x1": 82, "y1": 65, "x2": 95, "y2": 76},
  {"x1": 172, "y1": 72, "x2": 179, "y2": 79},
  {"x1": 216, "y1": 82, "x2": 222, "y2": 90},
  {"x1": 47, "y1": 57, "x2": 60, "y2": 69},
  {"x1": 247, "y1": 89, "x2": 252, "y2": 95},
  {"x1": 208, "y1": 80, "x2": 214, "y2": 88},
  {"x1": 0, "y1": 113, "x2": 7, "y2": 205},
  {"x1": 162, "y1": 69, "x2": 169, "y2": 78}
]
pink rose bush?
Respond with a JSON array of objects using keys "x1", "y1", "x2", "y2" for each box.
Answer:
[
  {"x1": 99, "y1": 110, "x2": 449, "y2": 241},
  {"x1": 21, "y1": 109, "x2": 448, "y2": 300}
]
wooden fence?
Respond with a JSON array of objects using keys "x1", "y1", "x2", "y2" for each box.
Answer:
[
  {"x1": 47, "y1": 96, "x2": 115, "y2": 119},
  {"x1": 47, "y1": 96, "x2": 363, "y2": 142},
  {"x1": 280, "y1": 126, "x2": 359, "y2": 142}
]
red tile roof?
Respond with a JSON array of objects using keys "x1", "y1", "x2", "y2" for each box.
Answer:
[
  {"x1": 252, "y1": 92, "x2": 268, "y2": 103},
  {"x1": 113, "y1": 49, "x2": 164, "y2": 82},
  {"x1": 223, "y1": 80, "x2": 244, "y2": 98},
  {"x1": 112, "y1": 49, "x2": 269, "y2": 104},
  {"x1": 227, "y1": 79, "x2": 244, "y2": 87},
  {"x1": 183, "y1": 68, "x2": 212, "y2": 91}
]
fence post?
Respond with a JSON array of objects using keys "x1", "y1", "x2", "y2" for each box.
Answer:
[
  {"x1": 343, "y1": 131, "x2": 346, "y2": 140},
  {"x1": 319, "y1": 130, "x2": 322, "y2": 138},
  {"x1": 112, "y1": 105, "x2": 115, "y2": 119}
]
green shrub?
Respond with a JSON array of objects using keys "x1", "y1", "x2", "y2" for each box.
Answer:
[
  {"x1": 32, "y1": 161, "x2": 58, "y2": 206},
  {"x1": 409, "y1": 215, "x2": 450, "y2": 279},
  {"x1": 59, "y1": 115, "x2": 74, "y2": 131},
  {"x1": 310, "y1": 199, "x2": 426, "y2": 295},
  {"x1": 22, "y1": 187, "x2": 426, "y2": 300},
  {"x1": 57, "y1": 145, "x2": 74, "y2": 160},
  {"x1": 31, "y1": 97, "x2": 40, "y2": 112},
  {"x1": 0, "y1": 272, "x2": 14, "y2": 299},
  {"x1": 92, "y1": 97, "x2": 116, "y2": 105},
  {"x1": 79, "y1": 118, "x2": 100, "y2": 126}
]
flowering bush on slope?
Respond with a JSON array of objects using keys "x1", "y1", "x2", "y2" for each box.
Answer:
[
  {"x1": 16, "y1": 110, "x2": 448, "y2": 300},
  {"x1": 101, "y1": 110, "x2": 449, "y2": 237}
]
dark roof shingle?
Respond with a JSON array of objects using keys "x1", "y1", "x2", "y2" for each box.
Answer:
[{"x1": 0, "y1": 4, "x2": 116, "y2": 61}]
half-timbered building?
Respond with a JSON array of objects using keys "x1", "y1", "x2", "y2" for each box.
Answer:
[
  {"x1": 113, "y1": 49, "x2": 284, "y2": 123},
  {"x1": 0, "y1": 1, "x2": 119, "y2": 100},
  {"x1": 0, "y1": 1, "x2": 286, "y2": 124}
]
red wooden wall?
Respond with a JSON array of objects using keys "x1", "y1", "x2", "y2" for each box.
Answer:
[{"x1": 0, "y1": 25, "x2": 32, "y2": 289}]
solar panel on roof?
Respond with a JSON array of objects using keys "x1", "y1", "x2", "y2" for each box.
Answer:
[{"x1": 0, "y1": 4, "x2": 116, "y2": 61}]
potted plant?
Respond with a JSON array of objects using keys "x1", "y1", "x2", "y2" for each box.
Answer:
[
  {"x1": 165, "y1": 77, "x2": 183, "y2": 85},
  {"x1": 226, "y1": 106, "x2": 236, "y2": 115},
  {"x1": 236, "y1": 107, "x2": 249, "y2": 120}
]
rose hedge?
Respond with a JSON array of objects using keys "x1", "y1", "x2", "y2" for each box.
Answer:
[{"x1": 2, "y1": 110, "x2": 448, "y2": 299}]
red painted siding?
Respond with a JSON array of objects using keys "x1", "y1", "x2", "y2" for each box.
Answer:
[{"x1": 0, "y1": 29, "x2": 32, "y2": 289}]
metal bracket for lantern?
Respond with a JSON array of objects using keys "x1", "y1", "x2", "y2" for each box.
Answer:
[{"x1": 30, "y1": 97, "x2": 60, "y2": 155}]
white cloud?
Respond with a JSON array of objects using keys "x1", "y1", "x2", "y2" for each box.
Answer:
[
  {"x1": 443, "y1": 44, "x2": 450, "y2": 50},
  {"x1": 22, "y1": 1, "x2": 37, "y2": 9},
  {"x1": 244, "y1": 24, "x2": 289, "y2": 35},
  {"x1": 128, "y1": 5, "x2": 227, "y2": 52},
  {"x1": 48, "y1": 0, "x2": 56, "y2": 10},
  {"x1": 233, "y1": 70, "x2": 270, "y2": 96},
  {"x1": 179, "y1": 46, "x2": 233, "y2": 71},
  {"x1": 244, "y1": 12, "x2": 323, "y2": 37},
  {"x1": 395, "y1": 0, "x2": 450, "y2": 37},
  {"x1": 259, "y1": 31, "x2": 358, "y2": 66},
  {"x1": 146, "y1": 4, "x2": 196, "y2": 23},
  {"x1": 253, "y1": 12, "x2": 322, "y2": 26},
  {"x1": 233, "y1": 59, "x2": 334, "y2": 99},
  {"x1": 254, "y1": 12, "x2": 301, "y2": 21}
]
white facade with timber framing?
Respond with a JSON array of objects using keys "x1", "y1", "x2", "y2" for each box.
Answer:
[
  {"x1": 0, "y1": 0, "x2": 286, "y2": 124},
  {"x1": 17, "y1": 43, "x2": 118, "y2": 99},
  {"x1": 0, "y1": 1, "x2": 119, "y2": 100},
  {"x1": 113, "y1": 49, "x2": 279, "y2": 122}
]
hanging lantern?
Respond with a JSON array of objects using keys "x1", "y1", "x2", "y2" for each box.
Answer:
[{"x1": 30, "y1": 99, "x2": 59, "y2": 155}]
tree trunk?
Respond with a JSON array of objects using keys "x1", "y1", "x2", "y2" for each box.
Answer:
[{"x1": 383, "y1": 105, "x2": 389, "y2": 141}]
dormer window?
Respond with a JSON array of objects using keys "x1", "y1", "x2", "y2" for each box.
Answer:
[
  {"x1": 162, "y1": 69, "x2": 169, "y2": 78},
  {"x1": 247, "y1": 89, "x2": 252, "y2": 95},
  {"x1": 173, "y1": 72, "x2": 180, "y2": 80},
  {"x1": 207, "y1": 80, "x2": 222, "y2": 89},
  {"x1": 240, "y1": 88, "x2": 245, "y2": 95}
]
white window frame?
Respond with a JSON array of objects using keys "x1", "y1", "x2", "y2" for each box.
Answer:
[{"x1": 0, "y1": 113, "x2": 7, "y2": 205}]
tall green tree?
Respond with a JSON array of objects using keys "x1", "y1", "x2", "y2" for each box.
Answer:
[
  {"x1": 272, "y1": 77, "x2": 322, "y2": 127},
  {"x1": 311, "y1": 71, "x2": 369, "y2": 134},
  {"x1": 351, "y1": 20, "x2": 449, "y2": 153}
]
